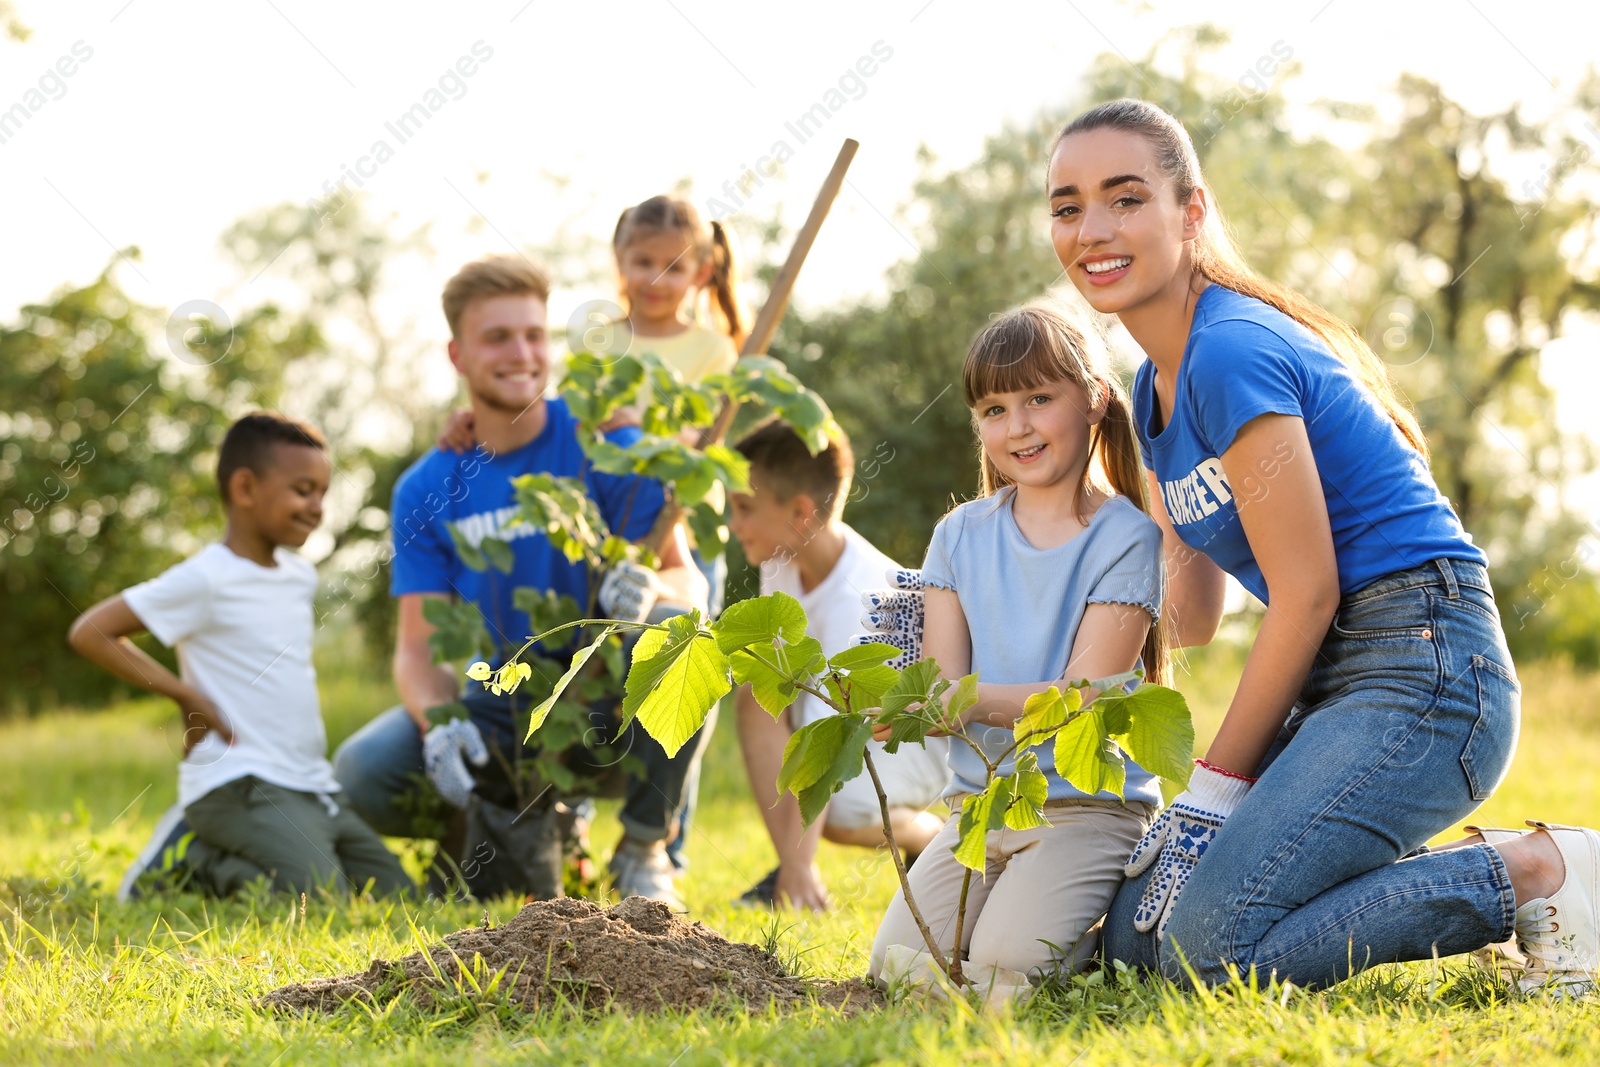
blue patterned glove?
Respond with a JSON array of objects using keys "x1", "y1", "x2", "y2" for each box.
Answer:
[
  {"x1": 1125, "y1": 761, "x2": 1254, "y2": 940},
  {"x1": 851, "y1": 568, "x2": 926, "y2": 670}
]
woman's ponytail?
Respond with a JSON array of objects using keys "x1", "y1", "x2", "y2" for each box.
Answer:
[{"x1": 1092, "y1": 379, "x2": 1171, "y2": 686}]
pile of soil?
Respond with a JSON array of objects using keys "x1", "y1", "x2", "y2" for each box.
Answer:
[{"x1": 259, "y1": 896, "x2": 883, "y2": 1016}]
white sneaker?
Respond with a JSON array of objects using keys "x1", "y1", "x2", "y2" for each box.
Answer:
[
  {"x1": 1514, "y1": 821, "x2": 1600, "y2": 998},
  {"x1": 1466, "y1": 825, "x2": 1530, "y2": 972},
  {"x1": 610, "y1": 839, "x2": 684, "y2": 911}
]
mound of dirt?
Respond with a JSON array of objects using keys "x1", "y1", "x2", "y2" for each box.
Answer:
[{"x1": 259, "y1": 896, "x2": 883, "y2": 1016}]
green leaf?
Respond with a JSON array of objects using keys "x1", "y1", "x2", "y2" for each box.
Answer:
[
  {"x1": 879, "y1": 705, "x2": 932, "y2": 754},
  {"x1": 685, "y1": 499, "x2": 728, "y2": 561},
  {"x1": 422, "y1": 599, "x2": 489, "y2": 663},
  {"x1": 777, "y1": 715, "x2": 850, "y2": 796},
  {"x1": 446, "y1": 524, "x2": 488, "y2": 573},
  {"x1": 674, "y1": 458, "x2": 718, "y2": 508},
  {"x1": 945, "y1": 673, "x2": 979, "y2": 721},
  {"x1": 826, "y1": 643, "x2": 899, "y2": 672},
  {"x1": 713, "y1": 591, "x2": 808, "y2": 654},
  {"x1": 776, "y1": 391, "x2": 833, "y2": 453},
  {"x1": 1002, "y1": 752, "x2": 1051, "y2": 832},
  {"x1": 1014, "y1": 685, "x2": 1081, "y2": 746},
  {"x1": 731, "y1": 647, "x2": 799, "y2": 718},
  {"x1": 954, "y1": 780, "x2": 1007, "y2": 871},
  {"x1": 839, "y1": 664, "x2": 899, "y2": 713},
  {"x1": 525, "y1": 626, "x2": 618, "y2": 741},
  {"x1": 779, "y1": 715, "x2": 875, "y2": 826},
  {"x1": 480, "y1": 536, "x2": 514, "y2": 574},
  {"x1": 729, "y1": 636, "x2": 826, "y2": 716},
  {"x1": 879, "y1": 659, "x2": 945, "y2": 715},
  {"x1": 703, "y1": 444, "x2": 751, "y2": 492},
  {"x1": 1107, "y1": 683, "x2": 1196, "y2": 787},
  {"x1": 621, "y1": 613, "x2": 729, "y2": 757},
  {"x1": 424, "y1": 701, "x2": 469, "y2": 729},
  {"x1": 585, "y1": 438, "x2": 638, "y2": 475},
  {"x1": 1053, "y1": 707, "x2": 1126, "y2": 798}
]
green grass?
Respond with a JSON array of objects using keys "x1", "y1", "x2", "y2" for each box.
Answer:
[{"x1": 3, "y1": 633, "x2": 1599, "y2": 1064}]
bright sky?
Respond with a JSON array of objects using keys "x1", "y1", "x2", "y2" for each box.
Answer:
[{"x1": 3, "y1": 0, "x2": 1597, "y2": 524}]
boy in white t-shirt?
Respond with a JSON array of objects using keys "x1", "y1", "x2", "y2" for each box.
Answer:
[
  {"x1": 727, "y1": 419, "x2": 949, "y2": 911},
  {"x1": 69, "y1": 413, "x2": 410, "y2": 900}
]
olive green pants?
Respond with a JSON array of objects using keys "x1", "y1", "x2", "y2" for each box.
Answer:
[{"x1": 184, "y1": 775, "x2": 412, "y2": 898}]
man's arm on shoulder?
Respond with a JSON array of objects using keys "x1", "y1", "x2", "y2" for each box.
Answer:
[{"x1": 393, "y1": 592, "x2": 463, "y2": 733}]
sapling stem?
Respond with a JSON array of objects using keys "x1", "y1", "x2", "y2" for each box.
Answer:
[
  {"x1": 947, "y1": 865, "x2": 974, "y2": 989},
  {"x1": 860, "y1": 746, "x2": 953, "y2": 982},
  {"x1": 747, "y1": 650, "x2": 956, "y2": 981}
]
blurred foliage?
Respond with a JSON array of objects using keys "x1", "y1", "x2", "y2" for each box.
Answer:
[
  {"x1": 772, "y1": 26, "x2": 1600, "y2": 667},
  {"x1": 4, "y1": 25, "x2": 1600, "y2": 716},
  {"x1": 0, "y1": 0, "x2": 28, "y2": 42},
  {"x1": 0, "y1": 261, "x2": 313, "y2": 710}
]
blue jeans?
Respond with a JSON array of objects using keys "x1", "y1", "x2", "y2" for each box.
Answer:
[{"x1": 1104, "y1": 558, "x2": 1522, "y2": 989}]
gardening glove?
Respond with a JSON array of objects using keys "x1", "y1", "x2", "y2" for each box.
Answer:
[
  {"x1": 423, "y1": 718, "x2": 489, "y2": 809},
  {"x1": 598, "y1": 560, "x2": 668, "y2": 624},
  {"x1": 851, "y1": 568, "x2": 926, "y2": 670},
  {"x1": 1125, "y1": 761, "x2": 1255, "y2": 940}
]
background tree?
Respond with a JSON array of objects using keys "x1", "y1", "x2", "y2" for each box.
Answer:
[
  {"x1": 0, "y1": 261, "x2": 310, "y2": 710},
  {"x1": 773, "y1": 27, "x2": 1600, "y2": 664}
]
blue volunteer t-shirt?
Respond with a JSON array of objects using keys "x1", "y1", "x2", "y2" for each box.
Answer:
[
  {"x1": 390, "y1": 396, "x2": 664, "y2": 675},
  {"x1": 1132, "y1": 285, "x2": 1485, "y2": 603}
]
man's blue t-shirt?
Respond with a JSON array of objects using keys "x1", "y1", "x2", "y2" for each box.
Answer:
[
  {"x1": 390, "y1": 396, "x2": 664, "y2": 674},
  {"x1": 1132, "y1": 285, "x2": 1485, "y2": 604}
]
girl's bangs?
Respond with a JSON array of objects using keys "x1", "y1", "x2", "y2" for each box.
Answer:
[{"x1": 962, "y1": 312, "x2": 1080, "y2": 405}]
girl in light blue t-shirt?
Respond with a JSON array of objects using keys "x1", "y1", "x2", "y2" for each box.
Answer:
[{"x1": 868, "y1": 304, "x2": 1170, "y2": 984}]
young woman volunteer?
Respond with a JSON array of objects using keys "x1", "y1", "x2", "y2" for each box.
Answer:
[{"x1": 1045, "y1": 98, "x2": 1597, "y2": 994}]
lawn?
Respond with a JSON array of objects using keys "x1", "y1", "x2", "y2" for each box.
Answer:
[{"x1": 3, "y1": 631, "x2": 1598, "y2": 1065}]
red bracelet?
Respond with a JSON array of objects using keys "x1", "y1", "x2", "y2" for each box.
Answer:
[{"x1": 1196, "y1": 757, "x2": 1258, "y2": 784}]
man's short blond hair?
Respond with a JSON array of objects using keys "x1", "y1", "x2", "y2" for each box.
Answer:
[{"x1": 441, "y1": 255, "x2": 551, "y2": 338}]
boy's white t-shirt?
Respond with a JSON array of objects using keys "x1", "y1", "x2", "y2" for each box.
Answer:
[
  {"x1": 123, "y1": 543, "x2": 340, "y2": 809},
  {"x1": 759, "y1": 524, "x2": 900, "y2": 728}
]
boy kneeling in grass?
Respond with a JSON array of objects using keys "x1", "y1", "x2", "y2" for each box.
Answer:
[
  {"x1": 728, "y1": 419, "x2": 949, "y2": 910},
  {"x1": 69, "y1": 413, "x2": 412, "y2": 900}
]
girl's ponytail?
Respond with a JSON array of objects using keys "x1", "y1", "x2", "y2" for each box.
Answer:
[{"x1": 707, "y1": 220, "x2": 746, "y2": 348}]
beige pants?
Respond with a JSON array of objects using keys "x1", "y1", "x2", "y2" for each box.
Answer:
[{"x1": 868, "y1": 796, "x2": 1151, "y2": 980}]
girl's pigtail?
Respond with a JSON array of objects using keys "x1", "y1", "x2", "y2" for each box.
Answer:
[{"x1": 707, "y1": 220, "x2": 746, "y2": 348}]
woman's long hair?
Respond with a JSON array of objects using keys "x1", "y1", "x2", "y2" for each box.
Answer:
[
  {"x1": 963, "y1": 305, "x2": 1169, "y2": 685},
  {"x1": 1054, "y1": 99, "x2": 1428, "y2": 456}
]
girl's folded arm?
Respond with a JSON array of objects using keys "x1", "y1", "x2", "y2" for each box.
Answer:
[{"x1": 959, "y1": 601, "x2": 1153, "y2": 729}]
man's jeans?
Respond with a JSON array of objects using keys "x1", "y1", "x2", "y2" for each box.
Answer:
[{"x1": 1104, "y1": 558, "x2": 1522, "y2": 989}]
